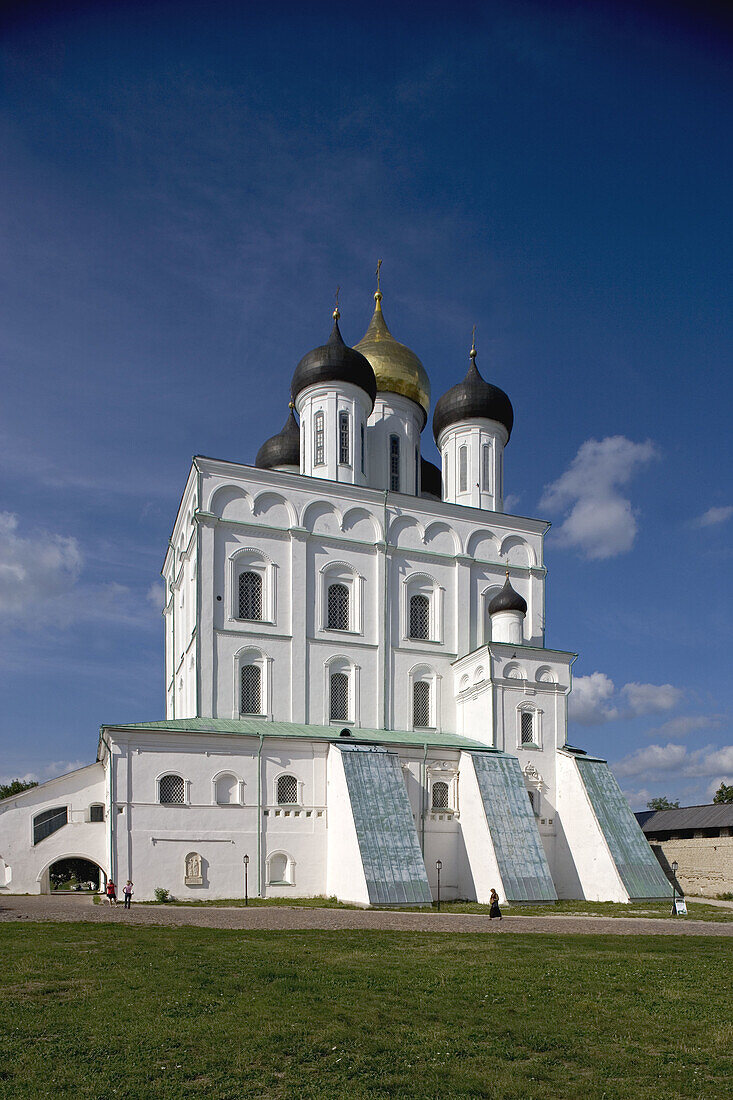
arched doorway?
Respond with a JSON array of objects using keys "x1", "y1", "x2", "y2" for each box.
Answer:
[{"x1": 41, "y1": 857, "x2": 106, "y2": 894}]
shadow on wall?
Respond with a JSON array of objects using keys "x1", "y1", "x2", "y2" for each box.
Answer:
[
  {"x1": 650, "y1": 845, "x2": 683, "y2": 897},
  {"x1": 551, "y1": 814, "x2": 585, "y2": 900}
]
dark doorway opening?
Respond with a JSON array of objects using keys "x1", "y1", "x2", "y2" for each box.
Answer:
[{"x1": 49, "y1": 857, "x2": 103, "y2": 892}]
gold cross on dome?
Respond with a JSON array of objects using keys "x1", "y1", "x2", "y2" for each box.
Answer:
[{"x1": 376, "y1": 258, "x2": 382, "y2": 291}]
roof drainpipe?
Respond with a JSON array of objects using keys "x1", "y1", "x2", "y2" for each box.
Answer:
[
  {"x1": 382, "y1": 490, "x2": 389, "y2": 731},
  {"x1": 420, "y1": 743, "x2": 428, "y2": 856},
  {"x1": 257, "y1": 733, "x2": 264, "y2": 897}
]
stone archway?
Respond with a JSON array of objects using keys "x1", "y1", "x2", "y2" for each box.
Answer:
[{"x1": 39, "y1": 856, "x2": 107, "y2": 895}]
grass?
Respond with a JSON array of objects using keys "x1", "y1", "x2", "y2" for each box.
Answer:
[
  {"x1": 141, "y1": 894, "x2": 733, "y2": 922},
  {"x1": 1, "y1": 923, "x2": 731, "y2": 1099}
]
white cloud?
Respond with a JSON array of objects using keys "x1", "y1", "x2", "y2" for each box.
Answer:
[
  {"x1": 620, "y1": 682, "x2": 682, "y2": 716},
  {"x1": 0, "y1": 512, "x2": 82, "y2": 620},
  {"x1": 147, "y1": 581, "x2": 164, "y2": 610},
  {"x1": 0, "y1": 759, "x2": 89, "y2": 789},
  {"x1": 646, "y1": 714, "x2": 724, "y2": 738},
  {"x1": 539, "y1": 436, "x2": 657, "y2": 559},
  {"x1": 569, "y1": 672, "x2": 619, "y2": 724},
  {"x1": 693, "y1": 505, "x2": 733, "y2": 528},
  {"x1": 570, "y1": 673, "x2": 683, "y2": 726},
  {"x1": 615, "y1": 742, "x2": 733, "y2": 780}
]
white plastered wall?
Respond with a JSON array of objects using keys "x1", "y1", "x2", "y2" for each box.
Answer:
[
  {"x1": 554, "y1": 752, "x2": 628, "y2": 902},
  {"x1": 325, "y1": 746, "x2": 370, "y2": 906},
  {"x1": 456, "y1": 751, "x2": 505, "y2": 904}
]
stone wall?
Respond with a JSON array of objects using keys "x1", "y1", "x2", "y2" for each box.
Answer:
[{"x1": 650, "y1": 837, "x2": 733, "y2": 898}]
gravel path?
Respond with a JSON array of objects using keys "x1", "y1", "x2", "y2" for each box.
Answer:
[{"x1": 1, "y1": 894, "x2": 731, "y2": 937}]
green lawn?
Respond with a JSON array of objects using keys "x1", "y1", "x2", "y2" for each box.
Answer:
[{"x1": 2, "y1": 924, "x2": 731, "y2": 1099}]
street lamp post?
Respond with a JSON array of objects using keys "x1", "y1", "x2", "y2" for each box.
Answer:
[
  {"x1": 435, "y1": 860, "x2": 442, "y2": 912},
  {"x1": 243, "y1": 854, "x2": 250, "y2": 906},
  {"x1": 671, "y1": 859, "x2": 678, "y2": 916}
]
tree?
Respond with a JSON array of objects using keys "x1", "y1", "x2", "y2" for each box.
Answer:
[
  {"x1": 646, "y1": 796, "x2": 679, "y2": 811},
  {"x1": 713, "y1": 783, "x2": 733, "y2": 804},
  {"x1": 0, "y1": 778, "x2": 38, "y2": 800}
]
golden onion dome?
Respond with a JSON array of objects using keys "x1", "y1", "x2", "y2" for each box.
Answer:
[{"x1": 355, "y1": 291, "x2": 430, "y2": 427}]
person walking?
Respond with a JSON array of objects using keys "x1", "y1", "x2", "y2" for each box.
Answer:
[
  {"x1": 489, "y1": 888, "x2": 503, "y2": 920},
  {"x1": 123, "y1": 880, "x2": 133, "y2": 910},
  {"x1": 105, "y1": 879, "x2": 117, "y2": 907}
]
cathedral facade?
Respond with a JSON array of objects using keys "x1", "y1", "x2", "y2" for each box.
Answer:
[{"x1": 0, "y1": 285, "x2": 669, "y2": 905}]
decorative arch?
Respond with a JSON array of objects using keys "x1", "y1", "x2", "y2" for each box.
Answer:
[
  {"x1": 467, "y1": 529, "x2": 501, "y2": 561},
  {"x1": 266, "y1": 850, "x2": 296, "y2": 886},
  {"x1": 341, "y1": 507, "x2": 383, "y2": 542},
  {"x1": 423, "y1": 521, "x2": 460, "y2": 555},
  {"x1": 516, "y1": 700, "x2": 543, "y2": 749},
  {"x1": 302, "y1": 500, "x2": 343, "y2": 536},
  {"x1": 500, "y1": 534, "x2": 536, "y2": 567},
  {"x1": 212, "y1": 771, "x2": 243, "y2": 806},
  {"x1": 388, "y1": 515, "x2": 425, "y2": 549},
  {"x1": 408, "y1": 662, "x2": 441, "y2": 731},
  {"x1": 324, "y1": 654, "x2": 359, "y2": 725},
  {"x1": 208, "y1": 484, "x2": 254, "y2": 521},
  {"x1": 319, "y1": 560, "x2": 364, "y2": 634},
  {"x1": 503, "y1": 662, "x2": 527, "y2": 681},
  {"x1": 251, "y1": 490, "x2": 297, "y2": 528},
  {"x1": 229, "y1": 546, "x2": 276, "y2": 624},
  {"x1": 536, "y1": 666, "x2": 557, "y2": 684},
  {"x1": 157, "y1": 772, "x2": 188, "y2": 805},
  {"x1": 403, "y1": 572, "x2": 444, "y2": 644},
  {"x1": 35, "y1": 854, "x2": 107, "y2": 895}
]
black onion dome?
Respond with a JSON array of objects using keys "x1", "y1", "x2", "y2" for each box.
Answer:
[
  {"x1": 432, "y1": 352, "x2": 513, "y2": 444},
  {"x1": 255, "y1": 407, "x2": 301, "y2": 469},
  {"x1": 291, "y1": 314, "x2": 377, "y2": 409},
  {"x1": 420, "y1": 457, "x2": 442, "y2": 498},
  {"x1": 488, "y1": 575, "x2": 527, "y2": 616}
]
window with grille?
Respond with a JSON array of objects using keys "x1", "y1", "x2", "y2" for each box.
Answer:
[
  {"x1": 390, "y1": 435, "x2": 400, "y2": 491},
  {"x1": 159, "y1": 775, "x2": 185, "y2": 805},
  {"x1": 240, "y1": 664, "x2": 262, "y2": 714},
  {"x1": 277, "y1": 775, "x2": 298, "y2": 804},
  {"x1": 527, "y1": 789, "x2": 539, "y2": 815},
  {"x1": 330, "y1": 672, "x2": 349, "y2": 721},
  {"x1": 413, "y1": 680, "x2": 431, "y2": 728},
  {"x1": 89, "y1": 804, "x2": 105, "y2": 823},
  {"x1": 33, "y1": 807, "x2": 68, "y2": 845},
  {"x1": 521, "y1": 711, "x2": 534, "y2": 744},
  {"x1": 238, "y1": 571, "x2": 262, "y2": 620},
  {"x1": 482, "y1": 443, "x2": 492, "y2": 492},
  {"x1": 432, "y1": 781, "x2": 449, "y2": 810},
  {"x1": 327, "y1": 583, "x2": 350, "y2": 630},
  {"x1": 409, "y1": 593, "x2": 430, "y2": 640},
  {"x1": 339, "y1": 411, "x2": 350, "y2": 465},
  {"x1": 314, "y1": 411, "x2": 325, "y2": 466},
  {"x1": 443, "y1": 452, "x2": 449, "y2": 497},
  {"x1": 360, "y1": 423, "x2": 365, "y2": 474},
  {"x1": 459, "y1": 446, "x2": 468, "y2": 492}
]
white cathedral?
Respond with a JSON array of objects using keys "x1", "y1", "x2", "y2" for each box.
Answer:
[{"x1": 0, "y1": 282, "x2": 670, "y2": 905}]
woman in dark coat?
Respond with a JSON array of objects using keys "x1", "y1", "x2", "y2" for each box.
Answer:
[{"x1": 489, "y1": 888, "x2": 503, "y2": 920}]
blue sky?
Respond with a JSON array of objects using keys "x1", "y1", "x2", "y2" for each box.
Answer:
[{"x1": 1, "y1": 0, "x2": 730, "y2": 808}]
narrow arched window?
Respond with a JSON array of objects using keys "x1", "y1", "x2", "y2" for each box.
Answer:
[
  {"x1": 339, "y1": 411, "x2": 350, "y2": 465},
  {"x1": 330, "y1": 672, "x2": 349, "y2": 721},
  {"x1": 432, "y1": 781, "x2": 449, "y2": 810},
  {"x1": 268, "y1": 852, "x2": 290, "y2": 884},
  {"x1": 413, "y1": 681, "x2": 431, "y2": 728},
  {"x1": 459, "y1": 446, "x2": 468, "y2": 492},
  {"x1": 521, "y1": 711, "x2": 534, "y2": 745},
  {"x1": 159, "y1": 775, "x2": 185, "y2": 805},
  {"x1": 360, "y1": 423, "x2": 365, "y2": 474},
  {"x1": 240, "y1": 664, "x2": 262, "y2": 714},
  {"x1": 215, "y1": 774, "x2": 238, "y2": 805},
  {"x1": 409, "y1": 594, "x2": 430, "y2": 640},
  {"x1": 277, "y1": 775, "x2": 298, "y2": 804},
  {"x1": 314, "y1": 411, "x2": 325, "y2": 466},
  {"x1": 327, "y1": 583, "x2": 349, "y2": 630},
  {"x1": 482, "y1": 443, "x2": 492, "y2": 491},
  {"x1": 389, "y1": 435, "x2": 400, "y2": 492},
  {"x1": 238, "y1": 571, "x2": 262, "y2": 621}
]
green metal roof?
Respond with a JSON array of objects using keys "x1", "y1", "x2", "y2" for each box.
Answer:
[{"x1": 101, "y1": 717, "x2": 492, "y2": 752}]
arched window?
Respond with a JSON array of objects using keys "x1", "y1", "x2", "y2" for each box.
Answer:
[
  {"x1": 159, "y1": 775, "x2": 185, "y2": 805},
  {"x1": 389, "y1": 434, "x2": 400, "y2": 491},
  {"x1": 527, "y1": 789, "x2": 539, "y2": 816},
  {"x1": 521, "y1": 711, "x2": 534, "y2": 745},
  {"x1": 409, "y1": 594, "x2": 430, "y2": 639},
  {"x1": 238, "y1": 571, "x2": 262, "y2": 621},
  {"x1": 339, "y1": 411, "x2": 350, "y2": 465},
  {"x1": 240, "y1": 664, "x2": 262, "y2": 715},
  {"x1": 215, "y1": 774, "x2": 239, "y2": 805},
  {"x1": 277, "y1": 775, "x2": 298, "y2": 804},
  {"x1": 459, "y1": 445, "x2": 468, "y2": 492},
  {"x1": 413, "y1": 681, "x2": 431, "y2": 728},
  {"x1": 33, "y1": 807, "x2": 68, "y2": 845},
  {"x1": 432, "y1": 781, "x2": 449, "y2": 810},
  {"x1": 482, "y1": 443, "x2": 492, "y2": 492},
  {"x1": 327, "y1": 583, "x2": 350, "y2": 631},
  {"x1": 330, "y1": 671, "x2": 349, "y2": 721},
  {"x1": 314, "y1": 411, "x2": 325, "y2": 466}
]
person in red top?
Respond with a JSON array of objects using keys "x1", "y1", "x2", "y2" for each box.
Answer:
[{"x1": 105, "y1": 879, "x2": 117, "y2": 906}]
